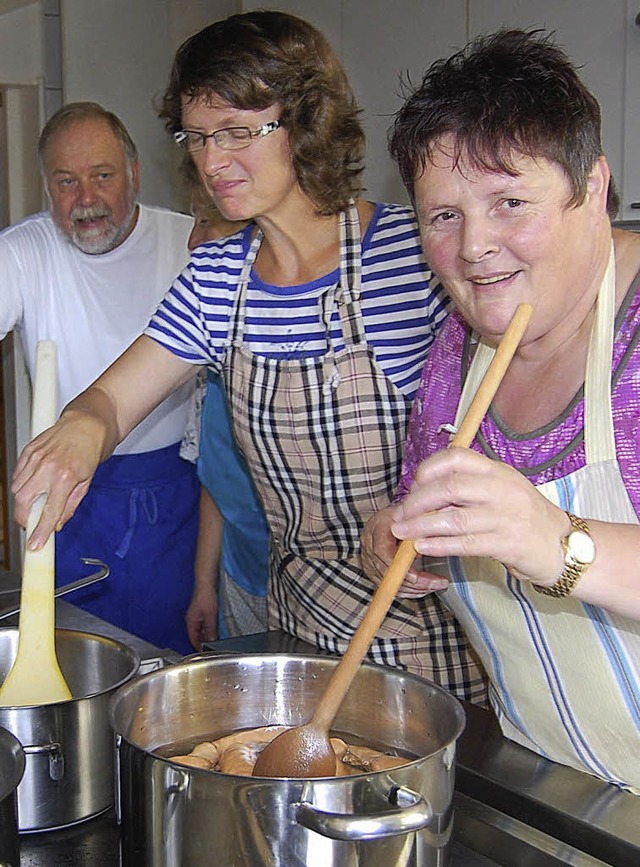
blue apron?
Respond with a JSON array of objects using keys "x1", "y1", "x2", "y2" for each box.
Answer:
[{"x1": 55, "y1": 443, "x2": 199, "y2": 654}]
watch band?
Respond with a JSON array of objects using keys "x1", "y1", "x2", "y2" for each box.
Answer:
[{"x1": 533, "y1": 513, "x2": 592, "y2": 598}]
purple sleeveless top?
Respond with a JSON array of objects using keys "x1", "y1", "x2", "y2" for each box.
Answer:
[{"x1": 398, "y1": 273, "x2": 640, "y2": 517}]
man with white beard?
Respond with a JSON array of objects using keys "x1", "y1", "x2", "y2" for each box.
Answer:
[{"x1": 0, "y1": 102, "x2": 198, "y2": 654}]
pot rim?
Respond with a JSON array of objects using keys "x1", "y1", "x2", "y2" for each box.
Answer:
[
  {"x1": 0, "y1": 627, "x2": 141, "y2": 707},
  {"x1": 109, "y1": 652, "x2": 466, "y2": 780}
]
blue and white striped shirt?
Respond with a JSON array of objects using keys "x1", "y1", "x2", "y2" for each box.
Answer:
[{"x1": 146, "y1": 203, "x2": 449, "y2": 399}]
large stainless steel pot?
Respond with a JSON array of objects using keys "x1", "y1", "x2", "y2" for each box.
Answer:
[
  {"x1": 0, "y1": 726, "x2": 24, "y2": 866},
  {"x1": 0, "y1": 627, "x2": 140, "y2": 832},
  {"x1": 110, "y1": 653, "x2": 465, "y2": 867}
]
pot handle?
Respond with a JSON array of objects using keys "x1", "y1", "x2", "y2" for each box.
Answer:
[
  {"x1": 295, "y1": 785, "x2": 432, "y2": 841},
  {"x1": 22, "y1": 742, "x2": 64, "y2": 781},
  {"x1": 0, "y1": 558, "x2": 109, "y2": 621}
]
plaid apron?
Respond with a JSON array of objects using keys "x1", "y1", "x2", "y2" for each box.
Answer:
[
  {"x1": 444, "y1": 246, "x2": 640, "y2": 789},
  {"x1": 222, "y1": 203, "x2": 487, "y2": 703}
]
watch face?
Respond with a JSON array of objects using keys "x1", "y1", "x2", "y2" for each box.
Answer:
[{"x1": 567, "y1": 530, "x2": 595, "y2": 564}]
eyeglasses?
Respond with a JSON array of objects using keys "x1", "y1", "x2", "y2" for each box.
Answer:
[{"x1": 173, "y1": 120, "x2": 281, "y2": 153}]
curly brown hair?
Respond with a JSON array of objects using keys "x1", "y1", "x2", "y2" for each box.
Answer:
[{"x1": 159, "y1": 10, "x2": 365, "y2": 216}]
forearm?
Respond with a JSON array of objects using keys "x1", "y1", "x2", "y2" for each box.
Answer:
[
  {"x1": 12, "y1": 334, "x2": 197, "y2": 546},
  {"x1": 391, "y1": 449, "x2": 640, "y2": 620},
  {"x1": 76, "y1": 335, "x2": 196, "y2": 447},
  {"x1": 194, "y1": 487, "x2": 224, "y2": 593},
  {"x1": 187, "y1": 488, "x2": 224, "y2": 648},
  {"x1": 61, "y1": 384, "x2": 122, "y2": 462}
]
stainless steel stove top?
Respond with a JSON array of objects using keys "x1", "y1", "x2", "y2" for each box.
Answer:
[{"x1": 6, "y1": 612, "x2": 638, "y2": 866}]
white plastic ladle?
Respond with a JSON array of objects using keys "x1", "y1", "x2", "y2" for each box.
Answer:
[{"x1": 0, "y1": 340, "x2": 72, "y2": 706}]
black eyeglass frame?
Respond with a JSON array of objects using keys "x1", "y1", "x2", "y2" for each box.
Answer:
[{"x1": 173, "y1": 120, "x2": 281, "y2": 153}]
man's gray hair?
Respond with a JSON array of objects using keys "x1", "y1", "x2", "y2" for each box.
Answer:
[{"x1": 38, "y1": 102, "x2": 139, "y2": 176}]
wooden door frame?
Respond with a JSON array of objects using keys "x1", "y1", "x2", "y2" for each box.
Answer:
[{"x1": 0, "y1": 80, "x2": 44, "y2": 571}]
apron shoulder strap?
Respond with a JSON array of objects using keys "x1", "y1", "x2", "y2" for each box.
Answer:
[
  {"x1": 336, "y1": 201, "x2": 365, "y2": 346},
  {"x1": 453, "y1": 338, "x2": 492, "y2": 435}
]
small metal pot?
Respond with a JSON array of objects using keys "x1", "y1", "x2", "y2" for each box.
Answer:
[
  {"x1": 110, "y1": 653, "x2": 465, "y2": 867},
  {"x1": 0, "y1": 628, "x2": 140, "y2": 832},
  {"x1": 0, "y1": 726, "x2": 24, "y2": 865}
]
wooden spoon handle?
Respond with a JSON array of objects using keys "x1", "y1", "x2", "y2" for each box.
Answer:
[
  {"x1": 310, "y1": 537, "x2": 416, "y2": 729},
  {"x1": 311, "y1": 303, "x2": 533, "y2": 730},
  {"x1": 450, "y1": 304, "x2": 533, "y2": 449},
  {"x1": 30, "y1": 339, "x2": 58, "y2": 438}
]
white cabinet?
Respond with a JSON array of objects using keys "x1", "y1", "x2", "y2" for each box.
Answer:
[{"x1": 624, "y1": 10, "x2": 640, "y2": 218}]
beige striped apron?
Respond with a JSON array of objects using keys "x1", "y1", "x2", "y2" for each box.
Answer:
[
  {"x1": 443, "y1": 246, "x2": 640, "y2": 789},
  {"x1": 222, "y1": 203, "x2": 487, "y2": 703}
]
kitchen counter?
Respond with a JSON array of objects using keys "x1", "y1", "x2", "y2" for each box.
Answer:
[{"x1": 1, "y1": 580, "x2": 638, "y2": 866}]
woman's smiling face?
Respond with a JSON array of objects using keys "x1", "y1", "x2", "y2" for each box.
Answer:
[{"x1": 413, "y1": 135, "x2": 611, "y2": 345}]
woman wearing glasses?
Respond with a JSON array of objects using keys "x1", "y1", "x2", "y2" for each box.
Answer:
[{"x1": 12, "y1": 10, "x2": 486, "y2": 702}]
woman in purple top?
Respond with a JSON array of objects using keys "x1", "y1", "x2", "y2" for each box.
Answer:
[{"x1": 362, "y1": 30, "x2": 640, "y2": 792}]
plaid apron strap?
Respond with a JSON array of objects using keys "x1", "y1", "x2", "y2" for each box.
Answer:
[{"x1": 336, "y1": 201, "x2": 365, "y2": 345}]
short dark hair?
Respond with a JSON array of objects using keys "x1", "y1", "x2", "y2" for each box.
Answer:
[
  {"x1": 39, "y1": 102, "x2": 138, "y2": 173},
  {"x1": 389, "y1": 29, "x2": 619, "y2": 217},
  {"x1": 159, "y1": 10, "x2": 365, "y2": 215}
]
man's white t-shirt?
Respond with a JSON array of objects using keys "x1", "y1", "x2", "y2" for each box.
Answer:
[{"x1": 0, "y1": 204, "x2": 193, "y2": 454}]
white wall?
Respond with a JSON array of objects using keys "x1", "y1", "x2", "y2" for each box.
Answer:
[
  {"x1": 0, "y1": 2, "x2": 244, "y2": 213},
  {"x1": 61, "y1": 0, "x2": 240, "y2": 209},
  {"x1": 166, "y1": 0, "x2": 239, "y2": 210},
  {"x1": 0, "y1": 2, "x2": 43, "y2": 85},
  {"x1": 0, "y1": 3, "x2": 45, "y2": 567},
  {"x1": 341, "y1": 0, "x2": 466, "y2": 204},
  {"x1": 61, "y1": 0, "x2": 176, "y2": 207},
  {"x1": 241, "y1": 0, "x2": 423, "y2": 204},
  {"x1": 1, "y1": 1, "x2": 636, "y2": 212},
  {"x1": 170, "y1": 0, "x2": 238, "y2": 52},
  {"x1": 242, "y1": 0, "x2": 639, "y2": 216}
]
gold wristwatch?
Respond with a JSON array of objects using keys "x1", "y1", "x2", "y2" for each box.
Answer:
[{"x1": 533, "y1": 512, "x2": 595, "y2": 598}]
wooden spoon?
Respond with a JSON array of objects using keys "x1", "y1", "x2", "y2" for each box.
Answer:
[
  {"x1": 252, "y1": 303, "x2": 533, "y2": 778},
  {"x1": 0, "y1": 340, "x2": 73, "y2": 707}
]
